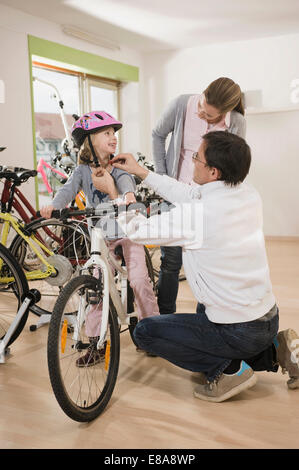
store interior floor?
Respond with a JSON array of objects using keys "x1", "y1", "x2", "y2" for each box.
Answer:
[{"x1": 0, "y1": 238, "x2": 299, "y2": 449}]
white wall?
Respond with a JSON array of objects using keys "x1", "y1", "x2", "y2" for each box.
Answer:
[
  {"x1": 0, "y1": 3, "x2": 145, "y2": 205},
  {"x1": 1, "y1": 3, "x2": 298, "y2": 236},
  {"x1": 142, "y1": 34, "x2": 299, "y2": 236}
]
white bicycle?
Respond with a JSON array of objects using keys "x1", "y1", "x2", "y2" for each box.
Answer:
[{"x1": 47, "y1": 204, "x2": 155, "y2": 422}]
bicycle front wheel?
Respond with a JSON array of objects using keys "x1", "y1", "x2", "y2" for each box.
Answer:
[
  {"x1": 0, "y1": 243, "x2": 29, "y2": 346},
  {"x1": 47, "y1": 275, "x2": 120, "y2": 422}
]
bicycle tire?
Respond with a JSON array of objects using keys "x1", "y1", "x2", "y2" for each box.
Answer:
[
  {"x1": 47, "y1": 275, "x2": 120, "y2": 422},
  {"x1": 0, "y1": 242, "x2": 29, "y2": 346},
  {"x1": 9, "y1": 217, "x2": 90, "y2": 317}
]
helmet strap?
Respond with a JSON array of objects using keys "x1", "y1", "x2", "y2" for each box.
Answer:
[{"x1": 88, "y1": 134, "x2": 100, "y2": 167}]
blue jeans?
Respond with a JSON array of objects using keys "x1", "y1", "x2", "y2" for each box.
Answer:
[
  {"x1": 134, "y1": 303, "x2": 279, "y2": 382},
  {"x1": 157, "y1": 246, "x2": 182, "y2": 314}
]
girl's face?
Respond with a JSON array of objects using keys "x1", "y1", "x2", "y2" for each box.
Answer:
[{"x1": 92, "y1": 127, "x2": 117, "y2": 162}]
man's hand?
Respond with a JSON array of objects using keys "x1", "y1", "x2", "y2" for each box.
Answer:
[
  {"x1": 91, "y1": 167, "x2": 118, "y2": 199},
  {"x1": 111, "y1": 153, "x2": 149, "y2": 180}
]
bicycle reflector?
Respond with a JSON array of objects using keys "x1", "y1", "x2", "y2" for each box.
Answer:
[
  {"x1": 61, "y1": 319, "x2": 68, "y2": 354},
  {"x1": 105, "y1": 340, "x2": 111, "y2": 371}
]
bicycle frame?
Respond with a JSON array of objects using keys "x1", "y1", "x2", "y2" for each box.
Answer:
[
  {"x1": 33, "y1": 76, "x2": 73, "y2": 149},
  {"x1": 1, "y1": 179, "x2": 37, "y2": 223},
  {"x1": 37, "y1": 157, "x2": 86, "y2": 210},
  {"x1": 0, "y1": 282, "x2": 41, "y2": 364},
  {"x1": 69, "y1": 226, "x2": 136, "y2": 350},
  {"x1": 0, "y1": 212, "x2": 56, "y2": 282},
  {"x1": 37, "y1": 158, "x2": 66, "y2": 195}
]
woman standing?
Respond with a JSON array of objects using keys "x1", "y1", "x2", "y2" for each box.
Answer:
[{"x1": 152, "y1": 77, "x2": 246, "y2": 315}]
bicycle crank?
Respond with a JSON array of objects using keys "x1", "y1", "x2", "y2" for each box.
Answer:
[{"x1": 43, "y1": 254, "x2": 73, "y2": 286}]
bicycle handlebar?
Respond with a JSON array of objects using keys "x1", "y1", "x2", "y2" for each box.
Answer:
[{"x1": 36, "y1": 202, "x2": 152, "y2": 220}]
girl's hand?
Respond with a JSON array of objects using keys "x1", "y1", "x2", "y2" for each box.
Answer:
[
  {"x1": 91, "y1": 167, "x2": 118, "y2": 199},
  {"x1": 125, "y1": 192, "x2": 136, "y2": 205},
  {"x1": 40, "y1": 205, "x2": 54, "y2": 219}
]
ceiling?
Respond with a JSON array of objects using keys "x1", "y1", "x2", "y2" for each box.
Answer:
[{"x1": 2, "y1": 0, "x2": 299, "y2": 52}]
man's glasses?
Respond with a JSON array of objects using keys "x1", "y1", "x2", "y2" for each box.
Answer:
[{"x1": 192, "y1": 152, "x2": 208, "y2": 166}]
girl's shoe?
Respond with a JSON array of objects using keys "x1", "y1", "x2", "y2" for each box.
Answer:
[{"x1": 76, "y1": 338, "x2": 106, "y2": 367}]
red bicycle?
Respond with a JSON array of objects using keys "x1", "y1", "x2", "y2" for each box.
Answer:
[{"x1": 0, "y1": 158, "x2": 90, "y2": 326}]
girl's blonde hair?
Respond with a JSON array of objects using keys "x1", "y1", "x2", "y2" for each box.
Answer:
[
  {"x1": 203, "y1": 77, "x2": 245, "y2": 116},
  {"x1": 78, "y1": 135, "x2": 94, "y2": 165}
]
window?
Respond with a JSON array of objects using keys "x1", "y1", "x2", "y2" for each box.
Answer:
[
  {"x1": 32, "y1": 63, "x2": 120, "y2": 206},
  {"x1": 88, "y1": 79, "x2": 119, "y2": 117}
]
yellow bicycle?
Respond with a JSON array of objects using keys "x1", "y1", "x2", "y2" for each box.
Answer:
[{"x1": 0, "y1": 166, "x2": 90, "y2": 321}]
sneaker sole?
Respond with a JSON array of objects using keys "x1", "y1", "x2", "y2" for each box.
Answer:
[
  {"x1": 287, "y1": 377, "x2": 299, "y2": 390},
  {"x1": 193, "y1": 374, "x2": 257, "y2": 403}
]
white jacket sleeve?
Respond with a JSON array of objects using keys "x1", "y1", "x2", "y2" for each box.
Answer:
[
  {"x1": 144, "y1": 171, "x2": 202, "y2": 204},
  {"x1": 117, "y1": 201, "x2": 203, "y2": 250}
]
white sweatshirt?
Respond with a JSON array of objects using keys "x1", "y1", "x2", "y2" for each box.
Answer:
[{"x1": 117, "y1": 172, "x2": 276, "y2": 324}]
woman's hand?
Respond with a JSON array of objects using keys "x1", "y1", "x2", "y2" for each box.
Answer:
[
  {"x1": 111, "y1": 153, "x2": 149, "y2": 180},
  {"x1": 91, "y1": 167, "x2": 118, "y2": 199},
  {"x1": 40, "y1": 205, "x2": 54, "y2": 219}
]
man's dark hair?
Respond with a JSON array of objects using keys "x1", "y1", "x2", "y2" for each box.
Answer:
[{"x1": 202, "y1": 131, "x2": 251, "y2": 186}]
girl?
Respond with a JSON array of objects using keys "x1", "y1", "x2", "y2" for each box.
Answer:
[
  {"x1": 152, "y1": 77, "x2": 246, "y2": 316},
  {"x1": 41, "y1": 111, "x2": 159, "y2": 366}
]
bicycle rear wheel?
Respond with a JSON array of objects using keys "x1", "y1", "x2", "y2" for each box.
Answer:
[
  {"x1": 10, "y1": 218, "x2": 90, "y2": 317},
  {"x1": 0, "y1": 243, "x2": 29, "y2": 346},
  {"x1": 47, "y1": 275, "x2": 120, "y2": 422}
]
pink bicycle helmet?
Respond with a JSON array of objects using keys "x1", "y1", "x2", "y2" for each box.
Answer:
[{"x1": 72, "y1": 111, "x2": 122, "y2": 148}]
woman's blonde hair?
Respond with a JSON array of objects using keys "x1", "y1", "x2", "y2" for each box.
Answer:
[{"x1": 203, "y1": 77, "x2": 245, "y2": 116}]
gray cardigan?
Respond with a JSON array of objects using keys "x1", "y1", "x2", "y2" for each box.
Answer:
[
  {"x1": 152, "y1": 94, "x2": 246, "y2": 178},
  {"x1": 52, "y1": 164, "x2": 136, "y2": 209}
]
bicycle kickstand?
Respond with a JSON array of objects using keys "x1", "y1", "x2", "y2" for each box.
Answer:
[{"x1": 0, "y1": 289, "x2": 41, "y2": 364}]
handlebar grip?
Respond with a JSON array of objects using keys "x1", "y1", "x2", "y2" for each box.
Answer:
[
  {"x1": 35, "y1": 209, "x2": 66, "y2": 219},
  {"x1": 36, "y1": 209, "x2": 61, "y2": 218},
  {"x1": 52, "y1": 209, "x2": 63, "y2": 219}
]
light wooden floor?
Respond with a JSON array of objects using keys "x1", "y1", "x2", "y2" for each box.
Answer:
[{"x1": 0, "y1": 239, "x2": 299, "y2": 449}]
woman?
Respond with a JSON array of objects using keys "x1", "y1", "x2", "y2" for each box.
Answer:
[{"x1": 152, "y1": 77, "x2": 246, "y2": 315}]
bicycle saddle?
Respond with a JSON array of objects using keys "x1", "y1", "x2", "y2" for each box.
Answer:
[{"x1": 0, "y1": 167, "x2": 37, "y2": 184}]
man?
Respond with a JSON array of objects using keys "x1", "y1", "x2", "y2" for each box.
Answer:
[{"x1": 96, "y1": 131, "x2": 299, "y2": 403}]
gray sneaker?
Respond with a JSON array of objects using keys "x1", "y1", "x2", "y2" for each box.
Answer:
[
  {"x1": 193, "y1": 361, "x2": 257, "y2": 403},
  {"x1": 276, "y1": 329, "x2": 299, "y2": 389}
]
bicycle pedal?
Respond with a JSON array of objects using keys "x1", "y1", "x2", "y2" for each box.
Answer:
[{"x1": 86, "y1": 289, "x2": 102, "y2": 304}]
